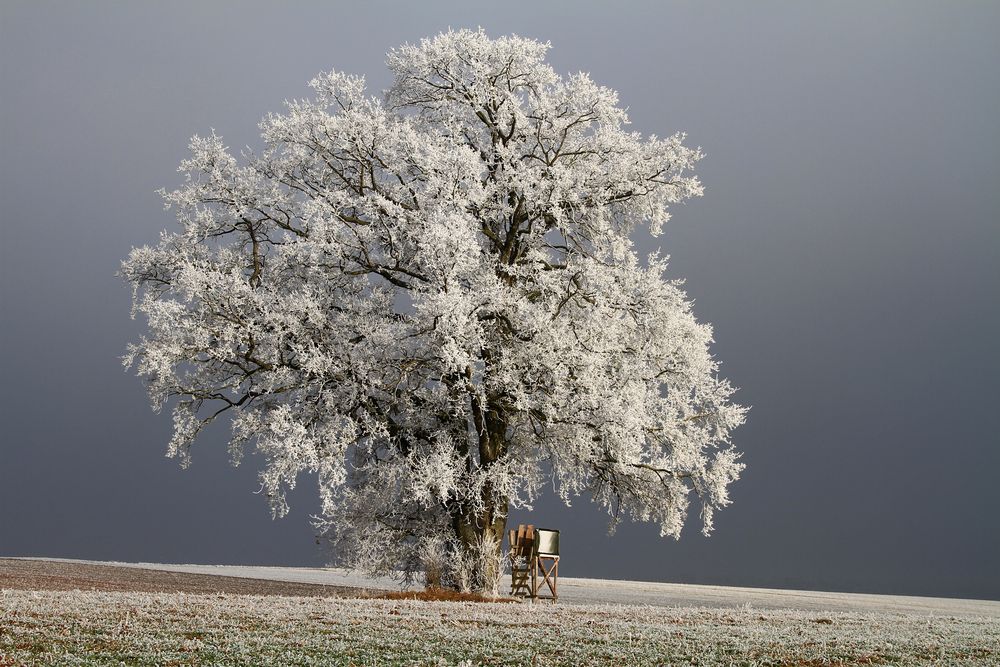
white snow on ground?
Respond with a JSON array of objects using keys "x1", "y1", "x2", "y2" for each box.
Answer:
[{"x1": 13, "y1": 557, "x2": 999, "y2": 618}]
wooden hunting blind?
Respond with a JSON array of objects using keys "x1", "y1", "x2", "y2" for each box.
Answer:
[{"x1": 508, "y1": 524, "x2": 560, "y2": 600}]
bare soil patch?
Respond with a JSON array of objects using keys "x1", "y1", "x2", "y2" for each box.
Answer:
[{"x1": 0, "y1": 558, "x2": 381, "y2": 598}]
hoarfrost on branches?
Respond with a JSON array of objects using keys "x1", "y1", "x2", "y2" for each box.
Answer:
[{"x1": 122, "y1": 29, "x2": 746, "y2": 589}]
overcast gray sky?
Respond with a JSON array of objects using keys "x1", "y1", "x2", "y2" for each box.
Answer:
[{"x1": 2, "y1": 1, "x2": 998, "y2": 600}]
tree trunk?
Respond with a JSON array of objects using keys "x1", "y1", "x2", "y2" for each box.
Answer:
[
  {"x1": 438, "y1": 353, "x2": 514, "y2": 592},
  {"x1": 452, "y1": 496, "x2": 508, "y2": 593},
  {"x1": 447, "y1": 392, "x2": 510, "y2": 593}
]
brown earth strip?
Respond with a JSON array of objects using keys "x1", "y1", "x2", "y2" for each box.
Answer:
[{"x1": 0, "y1": 558, "x2": 383, "y2": 598}]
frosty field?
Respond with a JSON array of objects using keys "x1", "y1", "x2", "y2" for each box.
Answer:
[
  {"x1": 16, "y1": 558, "x2": 999, "y2": 617},
  {"x1": 3, "y1": 587, "x2": 999, "y2": 666}
]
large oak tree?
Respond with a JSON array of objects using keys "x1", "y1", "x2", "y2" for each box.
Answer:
[{"x1": 123, "y1": 29, "x2": 746, "y2": 591}]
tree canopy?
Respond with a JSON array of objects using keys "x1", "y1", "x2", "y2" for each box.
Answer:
[{"x1": 123, "y1": 29, "x2": 746, "y2": 590}]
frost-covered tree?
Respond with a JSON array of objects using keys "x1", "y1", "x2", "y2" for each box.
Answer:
[{"x1": 123, "y1": 29, "x2": 745, "y2": 590}]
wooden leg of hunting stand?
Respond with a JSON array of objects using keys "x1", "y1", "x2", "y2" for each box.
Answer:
[
  {"x1": 530, "y1": 555, "x2": 537, "y2": 599},
  {"x1": 537, "y1": 556, "x2": 558, "y2": 600}
]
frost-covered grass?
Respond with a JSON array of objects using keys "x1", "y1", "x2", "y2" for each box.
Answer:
[{"x1": 1, "y1": 589, "x2": 997, "y2": 666}]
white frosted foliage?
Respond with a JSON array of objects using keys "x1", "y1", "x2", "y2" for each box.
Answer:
[{"x1": 122, "y1": 29, "x2": 746, "y2": 585}]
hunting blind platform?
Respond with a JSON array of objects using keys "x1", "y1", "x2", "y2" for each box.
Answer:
[{"x1": 508, "y1": 524, "x2": 559, "y2": 600}]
